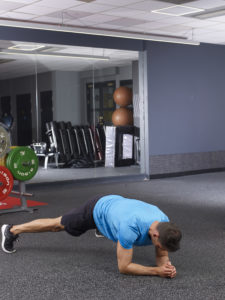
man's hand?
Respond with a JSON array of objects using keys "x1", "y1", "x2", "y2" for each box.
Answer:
[
  {"x1": 157, "y1": 262, "x2": 176, "y2": 278},
  {"x1": 117, "y1": 241, "x2": 177, "y2": 277}
]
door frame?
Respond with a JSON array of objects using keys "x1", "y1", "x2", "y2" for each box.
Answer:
[{"x1": 139, "y1": 51, "x2": 150, "y2": 178}]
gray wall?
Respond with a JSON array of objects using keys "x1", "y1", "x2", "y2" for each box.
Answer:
[
  {"x1": 0, "y1": 26, "x2": 143, "y2": 52},
  {"x1": 146, "y1": 42, "x2": 225, "y2": 174},
  {"x1": 147, "y1": 42, "x2": 225, "y2": 155}
]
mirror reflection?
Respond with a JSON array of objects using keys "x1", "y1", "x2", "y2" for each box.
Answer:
[{"x1": 0, "y1": 40, "x2": 142, "y2": 182}]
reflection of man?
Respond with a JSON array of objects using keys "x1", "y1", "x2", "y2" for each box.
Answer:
[
  {"x1": 0, "y1": 112, "x2": 14, "y2": 129},
  {"x1": 1, "y1": 195, "x2": 181, "y2": 278}
]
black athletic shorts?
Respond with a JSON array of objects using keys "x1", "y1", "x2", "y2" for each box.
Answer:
[{"x1": 61, "y1": 195, "x2": 102, "y2": 236}]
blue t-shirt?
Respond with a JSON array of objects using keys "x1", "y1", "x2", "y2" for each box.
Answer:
[{"x1": 93, "y1": 195, "x2": 169, "y2": 249}]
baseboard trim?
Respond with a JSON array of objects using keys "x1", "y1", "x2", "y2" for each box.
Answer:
[
  {"x1": 27, "y1": 173, "x2": 146, "y2": 189},
  {"x1": 150, "y1": 168, "x2": 225, "y2": 179}
]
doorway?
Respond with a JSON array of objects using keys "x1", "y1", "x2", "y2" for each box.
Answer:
[
  {"x1": 86, "y1": 80, "x2": 116, "y2": 126},
  {"x1": 40, "y1": 90, "x2": 53, "y2": 144},
  {"x1": 16, "y1": 93, "x2": 32, "y2": 146}
]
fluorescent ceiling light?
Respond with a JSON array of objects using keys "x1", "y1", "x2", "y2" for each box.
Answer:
[
  {"x1": 0, "y1": 19, "x2": 200, "y2": 46},
  {"x1": 78, "y1": 0, "x2": 96, "y2": 2},
  {"x1": 152, "y1": 5, "x2": 204, "y2": 16},
  {"x1": 8, "y1": 44, "x2": 45, "y2": 51},
  {"x1": 192, "y1": 8, "x2": 225, "y2": 19},
  {"x1": 0, "y1": 50, "x2": 110, "y2": 61}
]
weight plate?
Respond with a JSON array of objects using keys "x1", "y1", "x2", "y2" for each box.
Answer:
[
  {"x1": 0, "y1": 124, "x2": 11, "y2": 158},
  {"x1": 6, "y1": 147, "x2": 39, "y2": 181},
  {"x1": 5, "y1": 146, "x2": 18, "y2": 169},
  {"x1": 6, "y1": 149, "x2": 15, "y2": 170},
  {"x1": 0, "y1": 154, "x2": 7, "y2": 167},
  {"x1": 0, "y1": 166, "x2": 14, "y2": 201}
]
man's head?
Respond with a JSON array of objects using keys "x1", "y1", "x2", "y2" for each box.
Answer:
[{"x1": 156, "y1": 222, "x2": 182, "y2": 252}]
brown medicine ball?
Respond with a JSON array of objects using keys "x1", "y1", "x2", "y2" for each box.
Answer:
[
  {"x1": 113, "y1": 87, "x2": 132, "y2": 107},
  {"x1": 112, "y1": 107, "x2": 133, "y2": 126}
]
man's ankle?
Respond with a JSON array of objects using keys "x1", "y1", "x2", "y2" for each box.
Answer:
[{"x1": 10, "y1": 226, "x2": 17, "y2": 236}]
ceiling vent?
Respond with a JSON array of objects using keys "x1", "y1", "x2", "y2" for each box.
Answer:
[
  {"x1": 78, "y1": 0, "x2": 96, "y2": 3},
  {"x1": 152, "y1": 5, "x2": 203, "y2": 16},
  {"x1": 155, "y1": 0, "x2": 197, "y2": 4},
  {"x1": 190, "y1": 6, "x2": 225, "y2": 19},
  {"x1": 39, "y1": 46, "x2": 66, "y2": 53}
]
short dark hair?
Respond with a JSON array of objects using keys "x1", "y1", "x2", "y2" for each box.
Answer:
[{"x1": 157, "y1": 222, "x2": 182, "y2": 252}]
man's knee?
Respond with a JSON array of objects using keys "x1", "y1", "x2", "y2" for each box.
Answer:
[{"x1": 51, "y1": 217, "x2": 64, "y2": 232}]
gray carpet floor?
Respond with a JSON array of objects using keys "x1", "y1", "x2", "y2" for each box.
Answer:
[{"x1": 0, "y1": 172, "x2": 225, "y2": 300}]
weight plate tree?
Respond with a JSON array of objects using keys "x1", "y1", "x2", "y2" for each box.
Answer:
[
  {"x1": 6, "y1": 147, "x2": 39, "y2": 181},
  {"x1": 0, "y1": 123, "x2": 11, "y2": 158},
  {"x1": 0, "y1": 166, "x2": 14, "y2": 201}
]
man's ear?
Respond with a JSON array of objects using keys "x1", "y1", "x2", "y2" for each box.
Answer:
[{"x1": 153, "y1": 231, "x2": 160, "y2": 238}]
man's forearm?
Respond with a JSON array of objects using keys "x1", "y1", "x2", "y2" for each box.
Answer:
[
  {"x1": 156, "y1": 255, "x2": 170, "y2": 266},
  {"x1": 155, "y1": 247, "x2": 170, "y2": 267},
  {"x1": 119, "y1": 262, "x2": 159, "y2": 276},
  {"x1": 119, "y1": 262, "x2": 176, "y2": 278}
]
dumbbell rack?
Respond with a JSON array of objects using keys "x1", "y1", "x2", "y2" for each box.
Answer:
[{"x1": 0, "y1": 180, "x2": 35, "y2": 215}]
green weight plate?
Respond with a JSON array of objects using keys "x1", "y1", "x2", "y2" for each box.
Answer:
[
  {"x1": 0, "y1": 124, "x2": 11, "y2": 158},
  {"x1": 6, "y1": 148, "x2": 17, "y2": 170},
  {"x1": 5, "y1": 153, "x2": 11, "y2": 170},
  {"x1": 6, "y1": 148, "x2": 20, "y2": 178},
  {"x1": 7, "y1": 147, "x2": 39, "y2": 181}
]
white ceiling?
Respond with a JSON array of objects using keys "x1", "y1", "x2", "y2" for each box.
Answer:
[
  {"x1": 0, "y1": 0, "x2": 225, "y2": 45},
  {"x1": 1, "y1": 0, "x2": 225, "y2": 79}
]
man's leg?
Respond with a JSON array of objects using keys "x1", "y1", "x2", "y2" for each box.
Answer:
[
  {"x1": 1, "y1": 195, "x2": 101, "y2": 254},
  {"x1": 1, "y1": 217, "x2": 64, "y2": 254},
  {"x1": 10, "y1": 217, "x2": 64, "y2": 234}
]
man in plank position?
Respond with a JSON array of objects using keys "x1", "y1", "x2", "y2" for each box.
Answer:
[{"x1": 1, "y1": 194, "x2": 181, "y2": 278}]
